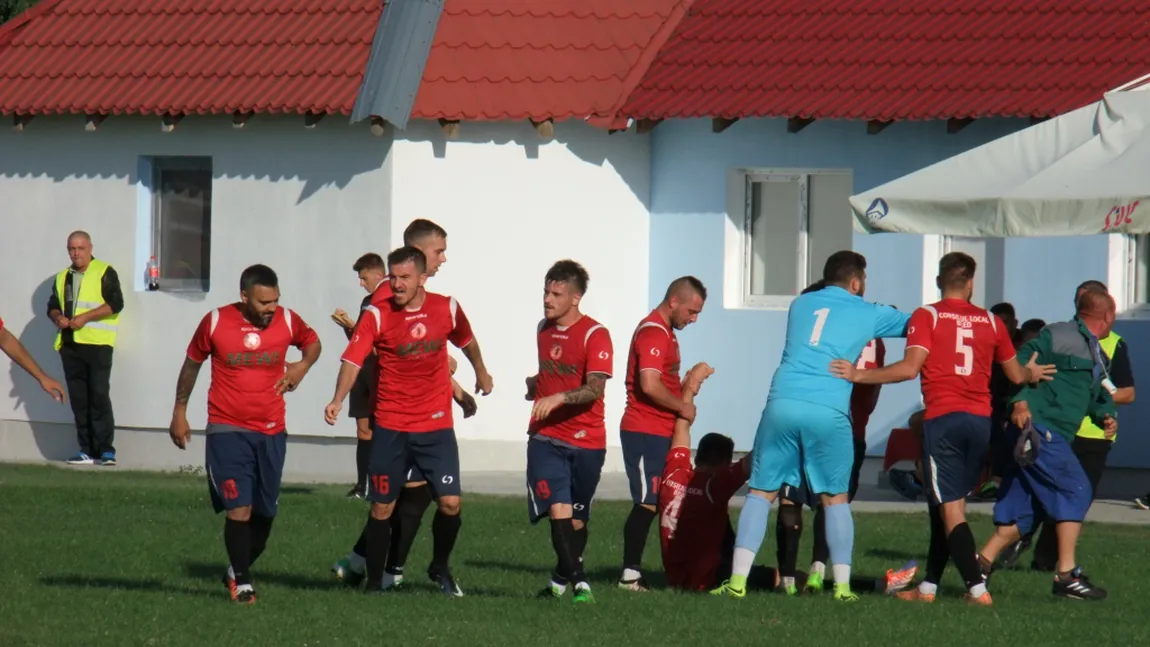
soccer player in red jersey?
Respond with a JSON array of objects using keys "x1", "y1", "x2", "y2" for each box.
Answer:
[
  {"x1": 525, "y1": 260, "x2": 613, "y2": 604},
  {"x1": 618, "y1": 276, "x2": 706, "y2": 591},
  {"x1": 168, "y1": 264, "x2": 322, "y2": 604},
  {"x1": 325, "y1": 246, "x2": 493, "y2": 596},
  {"x1": 330, "y1": 220, "x2": 478, "y2": 590},
  {"x1": 0, "y1": 315, "x2": 66, "y2": 402},
  {"x1": 832, "y1": 252, "x2": 1053, "y2": 605}
]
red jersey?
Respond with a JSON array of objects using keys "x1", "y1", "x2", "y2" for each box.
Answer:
[
  {"x1": 849, "y1": 338, "x2": 886, "y2": 440},
  {"x1": 530, "y1": 316, "x2": 614, "y2": 449},
  {"x1": 659, "y1": 447, "x2": 748, "y2": 591},
  {"x1": 186, "y1": 304, "x2": 319, "y2": 435},
  {"x1": 0, "y1": 315, "x2": 5, "y2": 332},
  {"x1": 342, "y1": 292, "x2": 473, "y2": 432},
  {"x1": 906, "y1": 299, "x2": 1015, "y2": 420},
  {"x1": 620, "y1": 311, "x2": 681, "y2": 436}
]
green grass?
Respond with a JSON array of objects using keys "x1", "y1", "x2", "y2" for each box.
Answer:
[{"x1": 2, "y1": 463, "x2": 1149, "y2": 647}]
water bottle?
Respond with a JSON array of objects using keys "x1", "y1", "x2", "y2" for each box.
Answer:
[{"x1": 147, "y1": 256, "x2": 160, "y2": 291}]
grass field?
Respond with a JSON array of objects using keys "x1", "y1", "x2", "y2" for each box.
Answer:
[{"x1": 3, "y1": 464, "x2": 1149, "y2": 647}]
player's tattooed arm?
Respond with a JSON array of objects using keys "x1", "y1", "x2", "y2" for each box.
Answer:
[
  {"x1": 562, "y1": 372, "x2": 607, "y2": 405},
  {"x1": 173, "y1": 358, "x2": 203, "y2": 405}
]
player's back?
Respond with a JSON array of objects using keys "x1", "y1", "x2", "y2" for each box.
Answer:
[
  {"x1": 768, "y1": 286, "x2": 909, "y2": 413},
  {"x1": 912, "y1": 299, "x2": 1012, "y2": 419}
]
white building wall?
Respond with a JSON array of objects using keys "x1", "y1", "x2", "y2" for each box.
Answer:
[{"x1": 0, "y1": 116, "x2": 650, "y2": 476}]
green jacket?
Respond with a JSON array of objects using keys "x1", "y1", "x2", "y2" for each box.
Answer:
[{"x1": 1010, "y1": 317, "x2": 1116, "y2": 442}]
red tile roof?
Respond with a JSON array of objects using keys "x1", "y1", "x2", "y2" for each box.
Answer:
[
  {"x1": 620, "y1": 0, "x2": 1150, "y2": 123},
  {"x1": 0, "y1": 0, "x2": 382, "y2": 116},
  {"x1": 0, "y1": 0, "x2": 690, "y2": 122}
]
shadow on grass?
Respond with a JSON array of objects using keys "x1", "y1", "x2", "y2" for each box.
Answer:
[
  {"x1": 464, "y1": 559, "x2": 670, "y2": 589},
  {"x1": 40, "y1": 574, "x2": 218, "y2": 599},
  {"x1": 866, "y1": 548, "x2": 920, "y2": 561},
  {"x1": 184, "y1": 561, "x2": 334, "y2": 591},
  {"x1": 280, "y1": 486, "x2": 317, "y2": 495}
]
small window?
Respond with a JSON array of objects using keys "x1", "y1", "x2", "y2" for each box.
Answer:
[
  {"x1": 151, "y1": 157, "x2": 212, "y2": 292},
  {"x1": 724, "y1": 169, "x2": 853, "y2": 309},
  {"x1": 1125, "y1": 234, "x2": 1150, "y2": 308}
]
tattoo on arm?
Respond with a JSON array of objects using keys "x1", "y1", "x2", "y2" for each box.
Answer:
[
  {"x1": 174, "y1": 359, "x2": 203, "y2": 405},
  {"x1": 562, "y1": 373, "x2": 607, "y2": 405}
]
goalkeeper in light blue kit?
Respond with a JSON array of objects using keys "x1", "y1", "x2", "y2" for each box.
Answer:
[{"x1": 711, "y1": 251, "x2": 910, "y2": 601}]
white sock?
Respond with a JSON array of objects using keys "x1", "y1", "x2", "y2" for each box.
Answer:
[
  {"x1": 550, "y1": 579, "x2": 568, "y2": 595},
  {"x1": 348, "y1": 552, "x2": 366, "y2": 574},
  {"x1": 574, "y1": 581, "x2": 591, "y2": 592},
  {"x1": 235, "y1": 582, "x2": 253, "y2": 593},
  {"x1": 969, "y1": 582, "x2": 987, "y2": 598},
  {"x1": 731, "y1": 547, "x2": 756, "y2": 579},
  {"x1": 622, "y1": 568, "x2": 642, "y2": 582},
  {"x1": 811, "y1": 561, "x2": 826, "y2": 578},
  {"x1": 782, "y1": 576, "x2": 795, "y2": 589},
  {"x1": 919, "y1": 581, "x2": 938, "y2": 595},
  {"x1": 832, "y1": 563, "x2": 851, "y2": 585},
  {"x1": 227, "y1": 565, "x2": 236, "y2": 581}
]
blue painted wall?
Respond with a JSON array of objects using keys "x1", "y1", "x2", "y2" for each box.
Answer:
[{"x1": 649, "y1": 117, "x2": 1149, "y2": 467}]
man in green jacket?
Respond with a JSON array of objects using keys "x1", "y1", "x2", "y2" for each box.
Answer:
[{"x1": 976, "y1": 289, "x2": 1116, "y2": 601}]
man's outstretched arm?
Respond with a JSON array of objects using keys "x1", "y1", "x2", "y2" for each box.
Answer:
[
  {"x1": 670, "y1": 363, "x2": 715, "y2": 450},
  {"x1": 0, "y1": 327, "x2": 65, "y2": 402}
]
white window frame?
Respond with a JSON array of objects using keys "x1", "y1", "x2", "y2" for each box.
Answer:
[
  {"x1": 148, "y1": 156, "x2": 213, "y2": 293},
  {"x1": 1111, "y1": 233, "x2": 1150, "y2": 318},
  {"x1": 723, "y1": 167, "x2": 852, "y2": 310}
]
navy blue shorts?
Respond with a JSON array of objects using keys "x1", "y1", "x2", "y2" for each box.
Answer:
[
  {"x1": 205, "y1": 426, "x2": 287, "y2": 518},
  {"x1": 368, "y1": 426, "x2": 461, "y2": 504},
  {"x1": 781, "y1": 438, "x2": 866, "y2": 507},
  {"x1": 921, "y1": 412, "x2": 991, "y2": 505},
  {"x1": 993, "y1": 423, "x2": 1092, "y2": 535},
  {"x1": 525, "y1": 436, "x2": 606, "y2": 524},
  {"x1": 621, "y1": 430, "x2": 671, "y2": 506}
]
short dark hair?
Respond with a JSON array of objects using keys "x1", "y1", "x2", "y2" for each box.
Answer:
[
  {"x1": 801, "y1": 280, "x2": 826, "y2": 295},
  {"x1": 544, "y1": 259, "x2": 589, "y2": 295},
  {"x1": 1020, "y1": 318, "x2": 1046, "y2": 333},
  {"x1": 387, "y1": 246, "x2": 427, "y2": 274},
  {"x1": 664, "y1": 276, "x2": 707, "y2": 302},
  {"x1": 352, "y1": 253, "x2": 385, "y2": 273},
  {"x1": 240, "y1": 264, "x2": 278, "y2": 293},
  {"x1": 403, "y1": 219, "x2": 448, "y2": 246},
  {"x1": 938, "y1": 252, "x2": 977, "y2": 291},
  {"x1": 990, "y1": 302, "x2": 1015, "y2": 318},
  {"x1": 822, "y1": 250, "x2": 867, "y2": 286},
  {"x1": 696, "y1": 433, "x2": 735, "y2": 468},
  {"x1": 1075, "y1": 280, "x2": 1107, "y2": 297}
]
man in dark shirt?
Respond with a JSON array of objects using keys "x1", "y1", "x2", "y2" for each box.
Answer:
[
  {"x1": 46, "y1": 231, "x2": 125, "y2": 466},
  {"x1": 978, "y1": 303, "x2": 1020, "y2": 500}
]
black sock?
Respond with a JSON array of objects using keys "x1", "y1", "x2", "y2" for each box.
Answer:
[
  {"x1": 355, "y1": 438, "x2": 371, "y2": 488},
  {"x1": 431, "y1": 510, "x2": 462, "y2": 571},
  {"x1": 947, "y1": 522, "x2": 984, "y2": 590},
  {"x1": 622, "y1": 505, "x2": 656, "y2": 573},
  {"x1": 365, "y1": 516, "x2": 393, "y2": 586},
  {"x1": 924, "y1": 505, "x2": 949, "y2": 584},
  {"x1": 352, "y1": 513, "x2": 370, "y2": 558},
  {"x1": 387, "y1": 485, "x2": 433, "y2": 572},
  {"x1": 248, "y1": 514, "x2": 274, "y2": 567},
  {"x1": 224, "y1": 518, "x2": 253, "y2": 586},
  {"x1": 573, "y1": 525, "x2": 588, "y2": 564},
  {"x1": 776, "y1": 504, "x2": 803, "y2": 579},
  {"x1": 1032, "y1": 519, "x2": 1057, "y2": 567},
  {"x1": 550, "y1": 518, "x2": 585, "y2": 585},
  {"x1": 812, "y1": 506, "x2": 829, "y2": 565}
]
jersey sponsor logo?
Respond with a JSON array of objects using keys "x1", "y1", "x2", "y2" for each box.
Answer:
[
  {"x1": 397, "y1": 338, "x2": 443, "y2": 357},
  {"x1": 937, "y1": 311, "x2": 990, "y2": 328},
  {"x1": 573, "y1": 503, "x2": 585, "y2": 511},
  {"x1": 410, "y1": 322, "x2": 427, "y2": 340},
  {"x1": 441, "y1": 475, "x2": 454, "y2": 485},
  {"x1": 549, "y1": 344, "x2": 563, "y2": 360},
  {"x1": 226, "y1": 351, "x2": 281, "y2": 367},
  {"x1": 650, "y1": 347, "x2": 661, "y2": 356},
  {"x1": 243, "y1": 332, "x2": 261, "y2": 350},
  {"x1": 540, "y1": 358, "x2": 580, "y2": 377},
  {"x1": 597, "y1": 351, "x2": 610, "y2": 360}
]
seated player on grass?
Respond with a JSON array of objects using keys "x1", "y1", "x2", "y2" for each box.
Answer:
[{"x1": 658, "y1": 362, "x2": 918, "y2": 595}]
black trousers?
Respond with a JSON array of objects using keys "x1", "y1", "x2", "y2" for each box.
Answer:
[
  {"x1": 59, "y1": 343, "x2": 116, "y2": 456},
  {"x1": 1031, "y1": 436, "x2": 1110, "y2": 568}
]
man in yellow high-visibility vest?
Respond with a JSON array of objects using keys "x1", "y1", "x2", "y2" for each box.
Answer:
[{"x1": 46, "y1": 231, "x2": 125, "y2": 466}]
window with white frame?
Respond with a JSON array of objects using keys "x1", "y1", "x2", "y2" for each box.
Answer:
[
  {"x1": 1123, "y1": 234, "x2": 1150, "y2": 309},
  {"x1": 150, "y1": 156, "x2": 213, "y2": 292},
  {"x1": 725, "y1": 168, "x2": 853, "y2": 308}
]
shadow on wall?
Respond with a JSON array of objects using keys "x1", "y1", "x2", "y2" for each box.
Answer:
[
  {"x1": 0, "y1": 116, "x2": 394, "y2": 207},
  {"x1": 396, "y1": 119, "x2": 650, "y2": 210},
  {"x1": 9, "y1": 275, "x2": 77, "y2": 461}
]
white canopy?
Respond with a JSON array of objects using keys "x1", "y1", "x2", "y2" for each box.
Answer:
[{"x1": 850, "y1": 79, "x2": 1150, "y2": 237}]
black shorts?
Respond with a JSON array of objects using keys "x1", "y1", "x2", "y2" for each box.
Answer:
[
  {"x1": 525, "y1": 436, "x2": 606, "y2": 524},
  {"x1": 922, "y1": 412, "x2": 991, "y2": 505},
  {"x1": 348, "y1": 356, "x2": 377, "y2": 420},
  {"x1": 368, "y1": 426, "x2": 461, "y2": 504},
  {"x1": 621, "y1": 430, "x2": 671, "y2": 506},
  {"x1": 205, "y1": 425, "x2": 287, "y2": 518}
]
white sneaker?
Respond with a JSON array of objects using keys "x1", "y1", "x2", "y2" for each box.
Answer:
[{"x1": 66, "y1": 452, "x2": 95, "y2": 465}]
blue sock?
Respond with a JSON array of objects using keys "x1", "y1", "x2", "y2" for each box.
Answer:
[
  {"x1": 824, "y1": 503, "x2": 854, "y2": 583},
  {"x1": 730, "y1": 493, "x2": 772, "y2": 584}
]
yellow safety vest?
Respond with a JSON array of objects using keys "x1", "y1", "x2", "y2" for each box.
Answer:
[
  {"x1": 1076, "y1": 331, "x2": 1121, "y2": 441},
  {"x1": 53, "y1": 258, "x2": 119, "y2": 350}
]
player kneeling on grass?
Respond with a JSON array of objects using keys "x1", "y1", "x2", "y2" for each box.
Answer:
[
  {"x1": 169, "y1": 265, "x2": 322, "y2": 604},
  {"x1": 525, "y1": 260, "x2": 613, "y2": 604}
]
